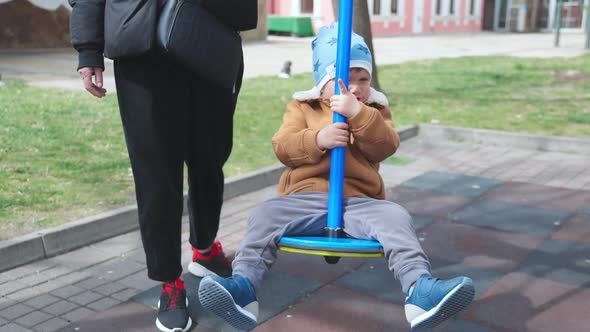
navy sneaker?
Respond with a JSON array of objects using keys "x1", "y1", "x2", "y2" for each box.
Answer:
[
  {"x1": 405, "y1": 275, "x2": 475, "y2": 330},
  {"x1": 156, "y1": 279, "x2": 192, "y2": 332},
  {"x1": 198, "y1": 274, "x2": 258, "y2": 330}
]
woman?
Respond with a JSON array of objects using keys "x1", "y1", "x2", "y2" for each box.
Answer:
[{"x1": 68, "y1": 1, "x2": 257, "y2": 330}]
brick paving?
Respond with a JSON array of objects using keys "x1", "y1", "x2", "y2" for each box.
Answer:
[{"x1": 0, "y1": 135, "x2": 588, "y2": 331}]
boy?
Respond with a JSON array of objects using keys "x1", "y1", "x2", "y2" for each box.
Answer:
[{"x1": 198, "y1": 24, "x2": 475, "y2": 331}]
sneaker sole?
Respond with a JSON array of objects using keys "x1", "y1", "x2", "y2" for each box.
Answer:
[
  {"x1": 155, "y1": 318, "x2": 192, "y2": 332},
  {"x1": 198, "y1": 278, "x2": 257, "y2": 331},
  {"x1": 188, "y1": 261, "x2": 218, "y2": 278},
  {"x1": 410, "y1": 278, "x2": 475, "y2": 330},
  {"x1": 155, "y1": 299, "x2": 192, "y2": 332}
]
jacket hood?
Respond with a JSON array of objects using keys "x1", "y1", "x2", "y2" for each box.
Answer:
[{"x1": 292, "y1": 86, "x2": 389, "y2": 108}]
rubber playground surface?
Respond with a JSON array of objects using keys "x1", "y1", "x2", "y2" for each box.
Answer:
[{"x1": 59, "y1": 171, "x2": 590, "y2": 332}]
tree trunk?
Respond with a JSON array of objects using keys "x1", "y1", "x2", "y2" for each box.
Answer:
[
  {"x1": 331, "y1": 0, "x2": 339, "y2": 17},
  {"x1": 331, "y1": 0, "x2": 381, "y2": 90}
]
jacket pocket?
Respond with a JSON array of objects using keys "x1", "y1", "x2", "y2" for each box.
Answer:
[
  {"x1": 282, "y1": 169, "x2": 293, "y2": 192},
  {"x1": 369, "y1": 162, "x2": 383, "y2": 197}
]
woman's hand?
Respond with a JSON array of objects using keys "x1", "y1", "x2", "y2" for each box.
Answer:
[
  {"x1": 329, "y1": 79, "x2": 361, "y2": 118},
  {"x1": 78, "y1": 67, "x2": 107, "y2": 98},
  {"x1": 316, "y1": 122, "x2": 349, "y2": 150}
]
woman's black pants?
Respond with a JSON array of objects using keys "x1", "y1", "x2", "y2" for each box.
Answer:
[{"x1": 114, "y1": 51, "x2": 243, "y2": 281}]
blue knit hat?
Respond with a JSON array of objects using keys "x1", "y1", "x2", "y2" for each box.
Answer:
[
  {"x1": 293, "y1": 23, "x2": 388, "y2": 106},
  {"x1": 312, "y1": 22, "x2": 372, "y2": 90}
]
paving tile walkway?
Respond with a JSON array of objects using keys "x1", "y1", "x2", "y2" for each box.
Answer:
[
  {"x1": 1, "y1": 136, "x2": 589, "y2": 332},
  {"x1": 1, "y1": 32, "x2": 587, "y2": 92}
]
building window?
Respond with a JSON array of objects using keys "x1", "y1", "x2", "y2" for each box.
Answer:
[
  {"x1": 449, "y1": 0, "x2": 455, "y2": 15},
  {"x1": 373, "y1": 0, "x2": 381, "y2": 15},
  {"x1": 435, "y1": 0, "x2": 442, "y2": 15},
  {"x1": 469, "y1": 0, "x2": 475, "y2": 15},
  {"x1": 301, "y1": 0, "x2": 313, "y2": 14},
  {"x1": 391, "y1": 0, "x2": 398, "y2": 15}
]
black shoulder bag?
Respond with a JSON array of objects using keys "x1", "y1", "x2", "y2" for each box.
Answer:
[{"x1": 157, "y1": 0, "x2": 256, "y2": 89}]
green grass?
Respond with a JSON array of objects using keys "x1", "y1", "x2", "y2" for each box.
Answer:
[
  {"x1": 1, "y1": 55, "x2": 589, "y2": 239},
  {"x1": 0, "y1": 81, "x2": 132, "y2": 238},
  {"x1": 384, "y1": 56, "x2": 590, "y2": 136}
]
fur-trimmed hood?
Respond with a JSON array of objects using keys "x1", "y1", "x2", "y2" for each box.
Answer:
[{"x1": 292, "y1": 86, "x2": 389, "y2": 108}]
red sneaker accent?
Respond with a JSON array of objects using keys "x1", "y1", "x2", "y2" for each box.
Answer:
[
  {"x1": 189, "y1": 241, "x2": 232, "y2": 277},
  {"x1": 192, "y1": 241, "x2": 228, "y2": 264},
  {"x1": 162, "y1": 279, "x2": 185, "y2": 309}
]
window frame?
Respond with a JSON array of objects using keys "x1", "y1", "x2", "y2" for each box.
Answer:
[{"x1": 368, "y1": 0, "x2": 404, "y2": 19}]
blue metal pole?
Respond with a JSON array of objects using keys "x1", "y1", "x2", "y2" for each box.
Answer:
[{"x1": 326, "y1": 0, "x2": 353, "y2": 235}]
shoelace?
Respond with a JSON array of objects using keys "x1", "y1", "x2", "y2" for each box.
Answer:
[{"x1": 163, "y1": 280, "x2": 184, "y2": 309}]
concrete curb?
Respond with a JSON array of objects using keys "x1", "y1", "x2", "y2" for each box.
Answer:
[
  {"x1": 419, "y1": 124, "x2": 590, "y2": 155},
  {"x1": 0, "y1": 163, "x2": 286, "y2": 273},
  {"x1": 0, "y1": 126, "x2": 418, "y2": 273}
]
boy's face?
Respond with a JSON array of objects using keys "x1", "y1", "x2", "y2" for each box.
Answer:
[{"x1": 321, "y1": 68, "x2": 371, "y2": 102}]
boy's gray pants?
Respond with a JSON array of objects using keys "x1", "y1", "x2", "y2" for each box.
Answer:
[{"x1": 232, "y1": 192, "x2": 430, "y2": 294}]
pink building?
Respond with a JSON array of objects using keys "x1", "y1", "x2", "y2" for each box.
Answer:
[{"x1": 268, "y1": 0, "x2": 484, "y2": 35}]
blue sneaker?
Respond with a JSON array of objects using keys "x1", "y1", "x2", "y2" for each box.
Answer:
[
  {"x1": 198, "y1": 274, "x2": 258, "y2": 330},
  {"x1": 405, "y1": 275, "x2": 475, "y2": 330}
]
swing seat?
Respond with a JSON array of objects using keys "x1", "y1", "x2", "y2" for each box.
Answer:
[{"x1": 278, "y1": 236, "x2": 384, "y2": 258}]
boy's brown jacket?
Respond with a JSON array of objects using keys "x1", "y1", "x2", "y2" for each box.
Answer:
[{"x1": 272, "y1": 99, "x2": 400, "y2": 199}]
